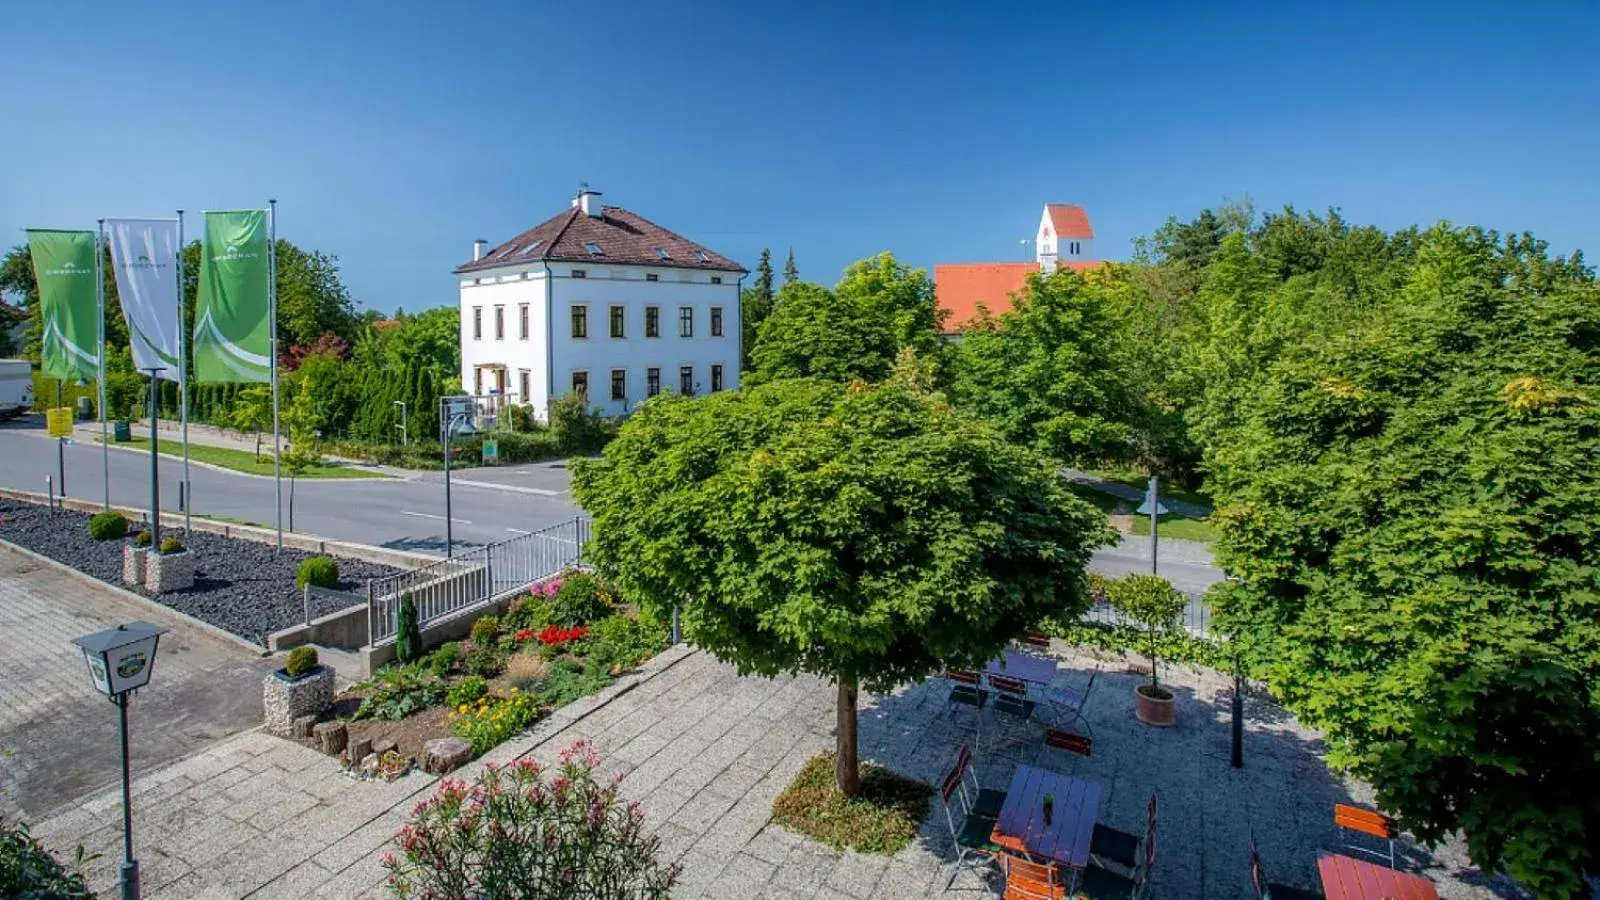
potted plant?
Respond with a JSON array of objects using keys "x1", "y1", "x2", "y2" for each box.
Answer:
[
  {"x1": 263, "y1": 645, "x2": 335, "y2": 736},
  {"x1": 1107, "y1": 574, "x2": 1187, "y2": 727},
  {"x1": 144, "y1": 535, "x2": 195, "y2": 593},
  {"x1": 123, "y1": 529, "x2": 153, "y2": 586}
]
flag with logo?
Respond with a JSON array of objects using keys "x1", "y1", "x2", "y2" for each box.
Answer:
[
  {"x1": 193, "y1": 210, "x2": 271, "y2": 383},
  {"x1": 106, "y1": 218, "x2": 182, "y2": 380},
  {"x1": 27, "y1": 229, "x2": 101, "y2": 380}
]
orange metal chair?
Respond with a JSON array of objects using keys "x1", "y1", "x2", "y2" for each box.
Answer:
[
  {"x1": 1334, "y1": 803, "x2": 1398, "y2": 869},
  {"x1": 1000, "y1": 851, "x2": 1070, "y2": 900}
]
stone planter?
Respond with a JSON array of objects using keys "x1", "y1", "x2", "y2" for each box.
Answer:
[
  {"x1": 1134, "y1": 683, "x2": 1175, "y2": 727},
  {"x1": 122, "y1": 544, "x2": 148, "y2": 587},
  {"x1": 144, "y1": 548, "x2": 196, "y2": 593},
  {"x1": 263, "y1": 665, "x2": 335, "y2": 736}
]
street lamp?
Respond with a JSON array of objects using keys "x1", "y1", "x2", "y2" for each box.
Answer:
[
  {"x1": 438, "y1": 396, "x2": 477, "y2": 559},
  {"x1": 71, "y1": 621, "x2": 167, "y2": 900},
  {"x1": 1134, "y1": 476, "x2": 1169, "y2": 575}
]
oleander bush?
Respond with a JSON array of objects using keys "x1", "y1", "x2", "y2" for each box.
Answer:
[
  {"x1": 0, "y1": 815, "x2": 94, "y2": 899},
  {"x1": 87, "y1": 511, "x2": 128, "y2": 541}
]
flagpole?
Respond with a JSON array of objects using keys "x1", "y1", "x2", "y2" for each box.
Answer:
[
  {"x1": 96, "y1": 220, "x2": 109, "y2": 510},
  {"x1": 269, "y1": 199, "x2": 281, "y2": 551},
  {"x1": 177, "y1": 211, "x2": 190, "y2": 532}
]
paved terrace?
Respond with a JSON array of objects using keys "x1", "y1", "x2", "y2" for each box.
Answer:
[{"x1": 35, "y1": 645, "x2": 1517, "y2": 899}]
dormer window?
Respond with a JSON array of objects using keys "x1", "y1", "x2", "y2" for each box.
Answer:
[
  {"x1": 584, "y1": 242, "x2": 604, "y2": 256},
  {"x1": 694, "y1": 251, "x2": 710, "y2": 262},
  {"x1": 653, "y1": 247, "x2": 671, "y2": 259}
]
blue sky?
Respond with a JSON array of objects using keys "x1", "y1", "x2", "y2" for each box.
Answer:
[{"x1": 3, "y1": 0, "x2": 1595, "y2": 313}]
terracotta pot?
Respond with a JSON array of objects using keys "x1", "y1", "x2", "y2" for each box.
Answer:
[{"x1": 1134, "y1": 683, "x2": 1175, "y2": 727}]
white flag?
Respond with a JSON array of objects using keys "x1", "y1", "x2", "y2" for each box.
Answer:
[{"x1": 106, "y1": 218, "x2": 183, "y2": 380}]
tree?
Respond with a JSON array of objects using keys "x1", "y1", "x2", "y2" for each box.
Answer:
[
  {"x1": 280, "y1": 384, "x2": 325, "y2": 532},
  {"x1": 272, "y1": 241, "x2": 359, "y2": 349},
  {"x1": 746, "y1": 282, "x2": 896, "y2": 386},
  {"x1": 572, "y1": 378, "x2": 1109, "y2": 794},
  {"x1": 949, "y1": 266, "x2": 1137, "y2": 465},
  {"x1": 833, "y1": 252, "x2": 946, "y2": 372},
  {"x1": 1106, "y1": 574, "x2": 1185, "y2": 692},
  {"x1": 1207, "y1": 224, "x2": 1600, "y2": 896},
  {"x1": 783, "y1": 247, "x2": 798, "y2": 285},
  {"x1": 740, "y1": 248, "x2": 777, "y2": 371},
  {"x1": 224, "y1": 385, "x2": 274, "y2": 460}
]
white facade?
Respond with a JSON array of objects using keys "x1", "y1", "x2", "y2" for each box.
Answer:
[
  {"x1": 1035, "y1": 207, "x2": 1095, "y2": 273},
  {"x1": 459, "y1": 261, "x2": 742, "y2": 419}
]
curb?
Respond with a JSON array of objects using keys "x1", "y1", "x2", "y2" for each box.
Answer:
[
  {"x1": 84, "y1": 434, "x2": 396, "y2": 483},
  {"x1": 0, "y1": 538, "x2": 270, "y2": 657}
]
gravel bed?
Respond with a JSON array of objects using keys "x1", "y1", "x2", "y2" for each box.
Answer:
[{"x1": 0, "y1": 499, "x2": 403, "y2": 647}]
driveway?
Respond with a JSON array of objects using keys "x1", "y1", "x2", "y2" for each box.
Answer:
[{"x1": 0, "y1": 543, "x2": 277, "y2": 821}]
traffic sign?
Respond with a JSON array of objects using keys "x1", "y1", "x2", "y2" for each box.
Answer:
[{"x1": 46, "y1": 407, "x2": 73, "y2": 438}]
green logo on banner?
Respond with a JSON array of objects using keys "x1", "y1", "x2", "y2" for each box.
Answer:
[
  {"x1": 27, "y1": 229, "x2": 100, "y2": 380},
  {"x1": 194, "y1": 210, "x2": 271, "y2": 383}
]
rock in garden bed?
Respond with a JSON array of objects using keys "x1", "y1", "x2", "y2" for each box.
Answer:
[{"x1": 0, "y1": 499, "x2": 402, "y2": 646}]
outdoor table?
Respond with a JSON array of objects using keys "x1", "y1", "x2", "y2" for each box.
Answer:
[
  {"x1": 1317, "y1": 852, "x2": 1439, "y2": 900},
  {"x1": 991, "y1": 764, "x2": 1102, "y2": 869},
  {"x1": 986, "y1": 649, "x2": 1058, "y2": 686}
]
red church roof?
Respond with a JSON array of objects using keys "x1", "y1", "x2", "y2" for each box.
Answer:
[
  {"x1": 1045, "y1": 204, "x2": 1094, "y2": 239},
  {"x1": 934, "y1": 261, "x2": 1101, "y2": 332}
]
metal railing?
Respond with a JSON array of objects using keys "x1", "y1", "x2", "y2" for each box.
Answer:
[
  {"x1": 367, "y1": 517, "x2": 591, "y2": 646},
  {"x1": 1082, "y1": 591, "x2": 1215, "y2": 639}
]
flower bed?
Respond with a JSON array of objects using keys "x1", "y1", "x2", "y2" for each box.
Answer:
[
  {"x1": 0, "y1": 499, "x2": 400, "y2": 646},
  {"x1": 303, "y1": 569, "x2": 670, "y2": 767}
]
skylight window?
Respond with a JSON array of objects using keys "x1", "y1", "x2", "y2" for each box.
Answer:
[
  {"x1": 694, "y1": 250, "x2": 710, "y2": 262},
  {"x1": 584, "y1": 242, "x2": 604, "y2": 256},
  {"x1": 493, "y1": 245, "x2": 515, "y2": 258},
  {"x1": 520, "y1": 241, "x2": 542, "y2": 255},
  {"x1": 654, "y1": 247, "x2": 671, "y2": 259}
]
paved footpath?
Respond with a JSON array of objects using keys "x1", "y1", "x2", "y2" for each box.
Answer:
[{"x1": 0, "y1": 543, "x2": 276, "y2": 821}]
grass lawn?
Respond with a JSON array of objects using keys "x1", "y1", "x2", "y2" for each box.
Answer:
[
  {"x1": 771, "y1": 753, "x2": 931, "y2": 855},
  {"x1": 106, "y1": 437, "x2": 386, "y2": 479},
  {"x1": 1130, "y1": 511, "x2": 1220, "y2": 544},
  {"x1": 1089, "y1": 467, "x2": 1214, "y2": 511},
  {"x1": 1066, "y1": 482, "x2": 1120, "y2": 515}
]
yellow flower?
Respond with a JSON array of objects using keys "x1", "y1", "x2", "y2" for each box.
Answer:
[{"x1": 458, "y1": 704, "x2": 469, "y2": 714}]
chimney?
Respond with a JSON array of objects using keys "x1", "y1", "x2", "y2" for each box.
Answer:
[
  {"x1": 577, "y1": 189, "x2": 603, "y2": 218},
  {"x1": 472, "y1": 239, "x2": 487, "y2": 261}
]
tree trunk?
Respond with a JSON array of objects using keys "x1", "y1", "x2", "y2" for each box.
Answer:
[{"x1": 835, "y1": 678, "x2": 860, "y2": 797}]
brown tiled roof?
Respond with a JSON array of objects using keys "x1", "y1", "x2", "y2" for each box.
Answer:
[
  {"x1": 934, "y1": 260, "x2": 1103, "y2": 332},
  {"x1": 455, "y1": 205, "x2": 746, "y2": 274},
  {"x1": 1044, "y1": 203, "x2": 1094, "y2": 239}
]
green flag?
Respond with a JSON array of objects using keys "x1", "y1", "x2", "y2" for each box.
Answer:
[
  {"x1": 194, "y1": 210, "x2": 271, "y2": 382},
  {"x1": 27, "y1": 229, "x2": 100, "y2": 380}
]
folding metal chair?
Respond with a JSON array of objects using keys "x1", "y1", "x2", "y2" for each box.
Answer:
[
  {"x1": 1080, "y1": 794, "x2": 1156, "y2": 899},
  {"x1": 1250, "y1": 829, "x2": 1326, "y2": 900},
  {"x1": 1040, "y1": 727, "x2": 1092, "y2": 773},
  {"x1": 1000, "y1": 851, "x2": 1072, "y2": 899},
  {"x1": 937, "y1": 757, "x2": 999, "y2": 889},
  {"x1": 1334, "y1": 803, "x2": 1398, "y2": 869},
  {"x1": 1045, "y1": 667, "x2": 1098, "y2": 738},
  {"x1": 945, "y1": 670, "x2": 988, "y2": 747},
  {"x1": 1091, "y1": 792, "x2": 1155, "y2": 874},
  {"x1": 954, "y1": 743, "x2": 1008, "y2": 819}
]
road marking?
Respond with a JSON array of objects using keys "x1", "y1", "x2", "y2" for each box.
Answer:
[
  {"x1": 450, "y1": 478, "x2": 562, "y2": 496},
  {"x1": 400, "y1": 510, "x2": 474, "y2": 525},
  {"x1": 506, "y1": 527, "x2": 532, "y2": 534}
]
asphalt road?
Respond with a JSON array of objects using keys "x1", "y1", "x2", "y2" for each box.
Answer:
[{"x1": 0, "y1": 419, "x2": 1224, "y2": 595}]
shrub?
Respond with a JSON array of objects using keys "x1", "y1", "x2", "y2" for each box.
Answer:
[
  {"x1": 427, "y1": 643, "x2": 460, "y2": 678},
  {"x1": 771, "y1": 753, "x2": 931, "y2": 855},
  {"x1": 158, "y1": 537, "x2": 184, "y2": 554},
  {"x1": 395, "y1": 594, "x2": 423, "y2": 664},
  {"x1": 284, "y1": 646, "x2": 319, "y2": 678},
  {"x1": 133, "y1": 529, "x2": 152, "y2": 548},
  {"x1": 448, "y1": 689, "x2": 542, "y2": 756},
  {"x1": 504, "y1": 652, "x2": 549, "y2": 692},
  {"x1": 0, "y1": 814, "x2": 94, "y2": 898},
  {"x1": 1106, "y1": 573, "x2": 1187, "y2": 692},
  {"x1": 295, "y1": 556, "x2": 339, "y2": 590},
  {"x1": 537, "y1": 659, "x2": 613, "y2": 709},
  {"x1": 552, "y1": 571, "x2": 610, "y2": 627},
  {"x1": 446, "y1": 676, "x2": 488, "y2": 709},
  {"x1": 504, "y1": 595, "x2": 555, "y2": 632},
  {"x1": 469, "y1": 614, "x2": 501, "y2": 644},
  {"x1": 548, "y1": 391, "x2": 619, "y2": 456},
  {"x1": 584, "y1": 612, "x2": 670, "y2": 674},
  {"x1": 463, "y1": 645, "x2": 507, "y2": 679},
  {"x1": 383, "y1": 741, "x2": 678, "y2": 897},
  {"x1": 87, "y1": 511, "x2": 128, "y2": 541},
  {"x1": 352, "y1": 667, "x2": 445, "y2": 721}
]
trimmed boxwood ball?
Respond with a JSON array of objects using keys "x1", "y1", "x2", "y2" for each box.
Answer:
[
  {"x1": 87, "y1": 511, "x2": 128, "y2": 541},
  {"x1": 295, "y1": 556, "x2": 339, "y2": 590},
  {"x1": 158, "y1": 537, "x2": 184, "y2": 554},
  {"x1": 133, "y1": 529, "x2": 152, "y2": 548},
  {"x1": 284, "y1": 645, "x2": 319, "y2": 677}
]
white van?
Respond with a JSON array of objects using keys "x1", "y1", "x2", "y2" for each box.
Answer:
[{"x1": 0, "y1": 360, "x2": 35, "y2": 419}]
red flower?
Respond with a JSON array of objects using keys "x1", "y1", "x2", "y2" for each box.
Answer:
[
  {"x1": 535, "y1": 625, "x2": 589, "y2": 646},
  {"x1": 514, "y1": 627, "x2": 535, "y2": 643}
]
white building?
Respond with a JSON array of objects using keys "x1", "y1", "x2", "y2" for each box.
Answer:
[{"x1": 455, "y1": 189, "x2": 746, "y2": 419}]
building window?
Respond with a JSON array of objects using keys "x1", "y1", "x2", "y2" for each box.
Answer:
[
  {"x1": 711, "y1": 364, "x2": 724, "y2": 392},
  {"x1": 494, "y1": 306, "x2": 505, "y2": 340},
  {"x1": 645, "y1": 306, "x2": 660, "y2": 338},
  {"x1": 571, "y1": 371, "x2": 588, "y2": 397},
  {"x1": 679, "y1": 366, "x2": 694, "y2": 396},
  {"x1": 711, "y1": 276, "x2": 722, "y2": 284},
  {"x1": 519, "y1": 369, "x2": 530, "y2": 400},
  {"x1": 646, "y1": 272, "x2": 659, "y2": 282},
  {"x1": 519, "y1": 304, "x2": 529, "y2": 340},
  {"x1": 472, "y1": 307, "x2": 482, "y2": 340},
  {"x1": 653, "y1": 247, "x2": 671, "y2": 259},
  {"x1": 710, "y1": 306, "x2": 723, "y2": 337},
  {"x1": 611, "y1": 369, "x2": 626, "y2": 401},
  {"x1": 571, "y1": 305, "x2": 588, "y2": 339},
  {"x1": 647, "y1": 367, "x2": 660, "y2": 397},
  {"x1": 678, "y1": 306, "x2": 693, "y2": 338},
  {"x1": 584, "y1": 241, "x2": 604, "y2": 256},
  {"x1": 610, "y1": 305, "x2": 625, "y2": 339},
  {"x1": 571, "y1": 269, "x2": 587, "y2": 279}
]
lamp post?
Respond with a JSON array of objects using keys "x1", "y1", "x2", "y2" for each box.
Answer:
[
  {"x1": 393, "y1": 400, "x2": 407, "y2": 447},
  {"x1": 71, "y1": 621, "x2": 166, "y2": 900},
  {"x1": 438, "y1": 395, "x2": 477, "y2": 559},
  {"x1": 1135, "y1": 476, "x2": 1168, "y2": 576}
]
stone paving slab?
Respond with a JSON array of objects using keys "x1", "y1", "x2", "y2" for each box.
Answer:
[{"x1": 36, "y1": 635, "x2": 1523, "y2": 899}]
